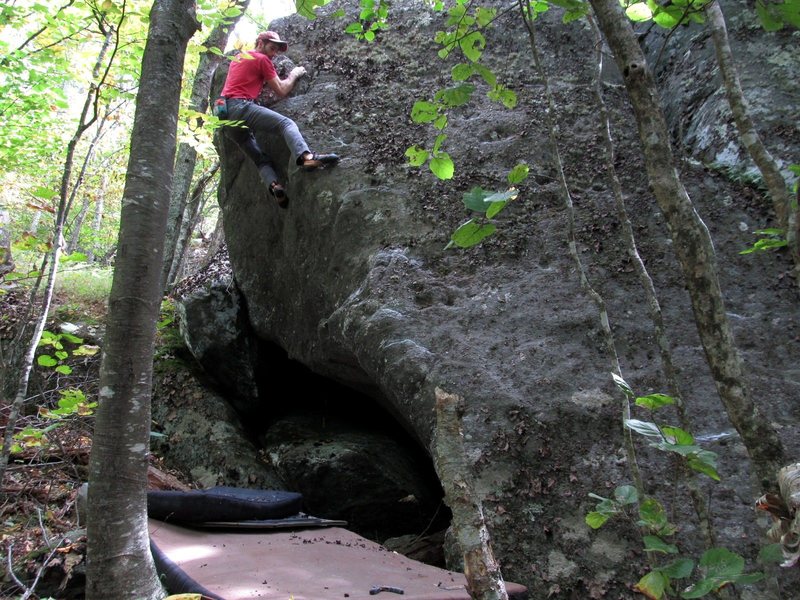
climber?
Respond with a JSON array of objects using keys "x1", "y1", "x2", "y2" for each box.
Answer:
[{"x1": 215, "y1": 30, "x2": 339, "y2": 209}]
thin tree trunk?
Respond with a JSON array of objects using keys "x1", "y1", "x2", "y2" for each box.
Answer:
[
  {"x1": 26, "y1": 210, "x2": 41, "y2": 236},
  {"x1": 202, "y1": 216, "x2": 226, "y2": 270},
  {"x1": 704, "y1": 1, "x2": 798, "y2": 284},
  {"x1": 0, "y1": 208, "x2": 13, "y2": 277},
  {"x1": 433, "y1": 387, "x2": 509, "y2": 600},
  {"x1": 167, "y1": 161, "x2": 219, "y2": 288},
  {"x1": 587, "y1": 13, "x2": 717, "y2": 550},
  {"x1": 519, "y1": 0, "x2": 643, "y2": 496},
  {"x1": 587, "y1": 0, "x2": 784, "y2": 490},
  {"x1": 161, "y1": 0, "x2": 249, "y2": 292},
  {"x1": 66, "y1": 196, "x2": 90, "y2": 254},
  {"x1": 86, "y1": 173, "x2": 107, "y2": 263},
  {"x1": 0, "y1": 7, "x2": 122, "y2": 486},
  {"x1": 86, "y1": 1, "x2": 198, "y2": 598}
]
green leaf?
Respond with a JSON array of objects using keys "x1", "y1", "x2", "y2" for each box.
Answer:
[
  {"x1": 585, "y1": 511, "x2": 609, "y2": 529},
  {"x1": 485, "y1": 199, "x2": 509, "y2": 219},
  {"x1": 638, "y1": 497, "x2": 675, "y2": 535},
  {"x1": 626, "y1": 2, "x2": 653, "y2": 22},
  {"x1": 432, "y1": 133, "x2": 447, "y2": 154},
  {"x1": 625, "y1": 419, "x2": 663, "y2": 438},
  {"x1": 699, "y1": 548, "x2": 743, "y2": 578},
  {"x1": 659, "y1": 558, "x2": 694, "y2": 580},
  {"x1": 73, "y1": 344, "x2": 99, "y2": 356},
  {"x1": 411, "y1": 100, "x2": 438, "y2": 123},
  {"x1": 463, "y1": 187, "x2": 492, "y2": 212},
  {"x1": 681, "y1": 578, "x2": 719, "y2": 597},
  {"x1": 484, "y1": 189, "x2": 517, "y2": 214},
  {"x1": 31, "y1": 186, "x2": 57, "y2": 200},
  {"x1": 635, "y1": 570, "x2": 668, "y2": 599},
  {"x1": 611, "y1": 372, "x2": 634, "y2": 397},
  {"x1": 459, "y1": 31, "x2": 485, "y2": 62},
  {"x1": 686, "y1": 450, "x2": 721, "y2": 481},
  {"x1": 660, "y1": 426, "x2": 693, "y2": 446},
  {"x1": 345, "y1": 22, "x2": 364, "y2": 34},
  {"x1": 474, "y1": 63, "x2": 497, "y2": 87},
  {"x1": 635, "y1": 393, "x2": 675, "y2": 410},
  {"x1": 451, "y1": 63, "x2": 474, "y2": 81},
  {"x1": 436, "y1": 84, "x2": 475, "y2": 108},
  {"x1": 758, "y1": 543, "x2": 784, "y2": 565},
  {"x1": 475, "y1": 6, "x2": 497, "y2": 27},
  {"x1": 405, "y1": 145, "x2": 429, "y2": 167},
  {"x1": 37, "y1": 355, "x2": 58, "y2": 367},
  {"x1": 60, "y1": 333, "x2": 83, "y2": 344},
  {"x1": 450, "y1": 219, "x2": 496, "y2": 248},
  {"x1": 430, "y1": 154, "x2": 455, "y2": 180},
  {"x1": 614, "y1": 484, "x2": 639, "y2": 505},
  {"x1": 508, "y1": 163, "x2": 529, "y2": 185},
  {"x1": 644, "y1": 535, "x2": 678, "y2": 554},
  {"x1": 652, "y1": 5, "x2": 684, "y2": 28},
  {"x1": 55, "y1": 364, "x2": 72, "y2": 375}
]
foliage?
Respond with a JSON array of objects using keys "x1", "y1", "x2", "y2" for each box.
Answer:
[
  {"x1": 295, "y1": 0, "x2": 333, "y2": 20},
  {"x1": 37, "y1": 329, "x2": 99, "y2": 376},
  {"x1": 754, "y1": 0, "x2": 800, "y2": 30},
  {"x1": 345, "y1": 0, "x2": 390, "y2": 41},
  {"x1": 446, "y1": 164, "x2": 528, "y2": 249},
  {"x1": 586, "y1": 375, "x2": 763, "y2": 598},
  {"x1": 617, "y1": 0, "x2": 800, "y2": 31},
  {"x1": 385, "y1": 0, "x2": 515, "y2": 182}
]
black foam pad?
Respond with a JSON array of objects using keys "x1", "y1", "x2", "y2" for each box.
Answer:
[{"x1": 148, "y1": 486, "x2": 303, "y2": 523}]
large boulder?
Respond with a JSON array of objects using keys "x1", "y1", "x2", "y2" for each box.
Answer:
[{"x1": 179, "y1": 1, "x2": 799, "y2": 596}]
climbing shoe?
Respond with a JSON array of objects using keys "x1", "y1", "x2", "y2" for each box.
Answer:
[
  {"x1": 269, "y1": 181, "x2": 289, "y2": 209},
  {"x1": 297, "y1": 152, "x2": 340, "y2": 171}
]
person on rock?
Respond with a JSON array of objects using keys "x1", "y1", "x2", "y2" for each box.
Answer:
[{"x1": 216, "y1": 30, "x2": 339, "y2": 209}]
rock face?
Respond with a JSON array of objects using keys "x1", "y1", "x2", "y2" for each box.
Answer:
[
  {"x1": 170, "y1": 1, "x2": 799, "y2": 596},
  {"x1": 260, "y1": 412, "x2": 444, "y2": 540}
]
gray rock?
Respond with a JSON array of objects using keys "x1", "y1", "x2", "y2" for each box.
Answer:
[
  {"x1": 176, "y1": 278, "x2": 260, "y2": 413},
  {"x1": 260, "y1": 412, "x2": 443, "y2": 540},
  {"x1": 179, "y1": 1, "x2": 800, "y2": 595}
]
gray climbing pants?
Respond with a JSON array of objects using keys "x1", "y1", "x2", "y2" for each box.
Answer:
[{"x1": 224, "y1": 98, "x2": 310, "y2": 185}]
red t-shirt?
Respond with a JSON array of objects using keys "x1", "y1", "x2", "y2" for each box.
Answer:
[{"x1": 221, "y1": 51, "x2": 277, "y2": 100}]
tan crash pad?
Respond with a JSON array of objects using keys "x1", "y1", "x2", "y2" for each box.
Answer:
[{"x1": 149, "y1": 519, "x2": 527, "y2": 599}]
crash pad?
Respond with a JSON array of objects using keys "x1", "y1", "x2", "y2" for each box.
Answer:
[{"x1": 148, "y1": 519, "x2": 528, "y2": 600}]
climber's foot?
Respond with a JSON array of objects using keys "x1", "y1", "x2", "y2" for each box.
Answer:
[
  {"x1": 269, "y1": 181, "x2": 289, "y2": 209},
  {"x1": 297, "y1": 152, "x2": 340, "y2": 171}
]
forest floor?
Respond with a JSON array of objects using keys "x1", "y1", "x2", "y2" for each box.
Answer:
[{"x1": 0, "y1": 287, "x2": 192, "y2": 600}]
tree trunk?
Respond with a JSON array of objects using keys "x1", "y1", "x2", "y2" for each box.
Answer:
[
  {"x1": 0, "y1": 208, "x2": 13, "y2": 277},
  {"x1": 433, "y1": 387, "x2": 509, "y2": 600},
  {"x1": 161, "y1": 0, "x2": 249, "y2": 292},
  {"x1": 587, "y1": 0, "x2": 784, "y2": 490},
  {"x1": 167, "y1": 161, "x2": 218, "y2": 286},
  {"x1": 86, "y1": 1, "x2": 198, "y2": 598},
  {"x1": 86, "y1": 173, "x2": 107, "y2": 263},
  {"x1": 66, "y1": 196, "x2": 90, "y2": 254},
  {"x1": 704, "y1": 1, "x2": 798, "y2": 284}
]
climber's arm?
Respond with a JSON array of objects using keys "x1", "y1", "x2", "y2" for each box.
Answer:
[{"x1": 266, "y1": 66, "x2": 306, "y2": 98}]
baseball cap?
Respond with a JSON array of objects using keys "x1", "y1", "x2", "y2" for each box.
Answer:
[{"x1": 257, "y1": 31, "x2": 288, "y2": 51}]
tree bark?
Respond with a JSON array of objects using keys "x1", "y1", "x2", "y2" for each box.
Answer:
[
  {"x1": 86, "y1": 1, "x2": 198, "y2": 598},
  {"x1": 0, "y1": 208, "x2": 13, "y2": 277},
  {"x1": 704, "y1": 1, "x2": 798, "y2": 284},
  {"x1": 587, "y1": 0, "x2": 784, "y2": 490},
  {"x1": 167, "y1": 161, "x2": 218, "y2": 286},
  {"x1": 433, "y1": 387, "x2": 509, "y2": 600},
  {"x1": 161, "y1": 0, "x2": 249, "y2": 292}
]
